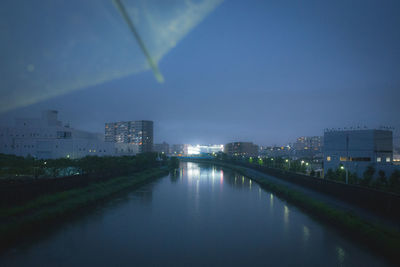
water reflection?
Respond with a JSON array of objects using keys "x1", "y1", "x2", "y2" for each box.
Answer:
[
  {"x1": 303, "y1": 225, "x2": 310, "y2": 244},
  {"x1": 336, "y1": 246, "x2": 346, "y2": 266},
  {"x1": 0, "y1": 162, "x2": 387, "y2": 267},
  {"x1": 131, "y1": 189, "x2": 153, "y2": 204},
  {"x1": 270, "y1": 193, "x2": 274, "y2": 211},
  {"x1": 283, "y1": 205, "x2": 290, "y2": 233}
]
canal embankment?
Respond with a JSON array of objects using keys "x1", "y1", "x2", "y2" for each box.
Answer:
[
  {"x1": 0, "y1": 167, "x2": 169, "y2": 251},
  {"x1": 184, "y1": 158, "x2": 400, "y2": 265}
]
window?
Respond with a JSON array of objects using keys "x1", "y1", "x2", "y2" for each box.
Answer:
[
  {"x1": 340, "y1": 157, "x2": 347, "y2": 161},
  {"x1": 350, "y1": 157, "x2": 371, "y2": 162},
  {"x1": 326, "y1": 156, "x2": 331, "y2": 161},
  {"x1": 377, "y1": 157, "x2": 381, "y2": 162},
  {"x1": 386, "y1": 157, "x2": 391, "y2": 162},
  {"x1": 56, "y1": 131, "x2": 72, "y2": 139}
]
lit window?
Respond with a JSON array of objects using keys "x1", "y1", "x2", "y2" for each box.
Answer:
[
  {"x1": 386, "y1": 157, "x2": 391, "y2": 162},
  {"x1": 340, "y1": 157, "x2": 347, "y2": 161},
  {"x1": 326, "y1": 156, "x2": 331, "y2": 161},
  {"x1": 377, "y1": 157, "x2": 381, "y2": 162}
]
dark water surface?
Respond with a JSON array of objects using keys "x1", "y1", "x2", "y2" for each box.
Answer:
[{"x1": 0, "y1": 162, "x2": 389, "y2": 266}]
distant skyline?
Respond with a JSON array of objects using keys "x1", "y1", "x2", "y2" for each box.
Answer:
[{"x1": 1, "y1": 0, "x2": 400, "y2": 146}]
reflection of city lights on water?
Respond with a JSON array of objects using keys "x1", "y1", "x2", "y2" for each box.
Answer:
[
  {"x1": 187, "y1": 168, "x2": 200, "y2": 177},
  {"x1": 249, "y1": 179, "x2": 252, "y2": 190},
  {"x1": 303, "y1": 225, "x2": 310, "y2": 243},
  {"x1": 270, "y1": 194, "x2": 274, "y2": 210},
  {"x1": 336, "y1": 246, "x2": 346, "y2": 265},
  {"x1": 284, "y1": 205, "x2": 289, "y2": 228},
  {"x1": 242, "y1": 176, "x2": 244, "y2": 184},
  {"x1": 220, "y1": 170, "x2": 224, "y2": 185}
]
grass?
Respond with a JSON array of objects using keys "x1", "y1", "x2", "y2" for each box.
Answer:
[
  {"x1": 0, "y1": 168, "x2": 169, "y2": 250},
  {"x1": 189, "y1": 159, "x2": 400, "y2": 265}
]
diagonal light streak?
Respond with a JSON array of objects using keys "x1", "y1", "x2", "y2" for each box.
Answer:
[{"x1": 113, "y1": 0, "x2": 164, "y2": 83}]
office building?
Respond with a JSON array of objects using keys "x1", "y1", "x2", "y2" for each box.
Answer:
[
  {"x1": 186, "y1": 144, "x2": 224, "y2": 155},
  {"x1": 154, "y1": 142, "x2": 170, "y2": 154},
  {"x1": 170, "y1": 144, "x2": 187, "y2": 156},
  {"x1": 324, "y1": 129, "x2": 396, "y2": 177},
  {"x1": 224, "y1": 142, "x2": 258, "y2": 157},
  {"x1": 260, "y1": 145, "x2": 292, "y2": 158},
  {"x1": 0, "y1": 110, "x2": 115, "y2": 159},
  {"x1": 293, "y1": 136, "x2": 323, "y2": 158},
  {"x1": 105, "y1": 120, "x2": 153, "y2": 153}
]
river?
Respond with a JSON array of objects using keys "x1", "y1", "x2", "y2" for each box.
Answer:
[{"x1": 0, "y1": 162, "x2": 389, "y2": 266}]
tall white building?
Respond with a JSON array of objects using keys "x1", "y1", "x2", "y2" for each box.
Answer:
[{"x1": 0, "y1": 110, "x2": 134, "y2": 159}]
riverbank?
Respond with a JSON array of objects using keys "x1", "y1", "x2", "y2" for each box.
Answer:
[
  {"x1": 0, "y1": 167, "x2": 169, "y2": 251},
  {"x1": 186, "y1": 159, "x2": 400, "y2": 265}
]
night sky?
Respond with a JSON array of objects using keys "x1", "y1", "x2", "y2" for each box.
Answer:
[{"x1": 1, "y1": 0, "x2": 399, "y2": 145}]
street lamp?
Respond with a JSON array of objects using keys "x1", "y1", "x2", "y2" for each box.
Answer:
[
  {"x1": 285, "y1": 159, "x2": 290, "y2": 170},
  {"x1": 340, "y1": 165, "x2": 348, "y2": 184}
]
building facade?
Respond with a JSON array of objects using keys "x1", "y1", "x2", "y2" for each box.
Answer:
[
  {"x1": 260, "y1": 146, "x2": 292, "y2": 158},
  {"x1": 324, "y1": 129, "x2": 395, "y2": 177},
  {"x1": 105, "y1": 120, "x2": 153, "y2": 153},
  {"x1": 186, "y1": 144, "x2": 224, "y2": 155},
  {"x1": 0, "y1": 110, "x2": 115, "y2": 159},
  {"x1": 170, "y1": 144, "x2": 187, "y2": 156},
  {"x1": 293, "y1": 136, "x2": 323, "y2": 159},
  {"x1": 153, "y1": 142, "x2": 170, "y2": 154},
  {"x1": 224, "y1": 142, "x2": 258, "y2": 157}
]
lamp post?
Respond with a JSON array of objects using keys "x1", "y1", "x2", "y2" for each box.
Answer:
[
  {"x1": 285, "y1": 159, "x2": 290, "y2": 170},
  {"x1": 340, "y1": 165, "x2": 348, "y2": 184}
]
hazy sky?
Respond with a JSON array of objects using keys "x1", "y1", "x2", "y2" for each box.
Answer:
[{"x1": 1, "y1": 0, "x2": 399, "y2": 145}]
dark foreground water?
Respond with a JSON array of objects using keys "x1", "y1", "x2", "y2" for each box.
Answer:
[{"x1": 0, "y1": 162, "x2": 389, "y2": 266}]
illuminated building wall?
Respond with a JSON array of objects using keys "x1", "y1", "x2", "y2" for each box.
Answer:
[
  {"x1": 154, "y1": 142, "x2": 169, "y2": 154},
  {"x1": 224, "y1": 142, "x2": 258, "y2": 157},
  {"x1": 186, "y1": 144, "x2": 224, "y2": 155},
  {"x1": 293, "y1": 136, "x2": 323, "y2": 158},
  {"x1": 0, "y1": 110, "x2": 115, "y2": 159},
  {"x1": 105, "y1": 120, "x2": 153, "y2": 153},
  {"x1": 323, "y1": 129, "x2": 396, "y2": 177}
]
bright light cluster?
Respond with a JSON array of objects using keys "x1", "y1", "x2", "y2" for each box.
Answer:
[{"x1": 187, "y1": 144, "x2": 224, "y2": 155}]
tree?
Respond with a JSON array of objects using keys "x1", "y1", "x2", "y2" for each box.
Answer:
[
  {"x1": 325, "y1": 169, "x2": 335, "y2": 180},
  {"x1": 348, "y1": 172, "x2": 359, "y2": 185},
  {"x1": 168, "y1": 157, "x2": 179, "y2": 170},
  {"x1": 377, "y1": 170, "x2": 387, "y2": 187},
  {"x1": 362, "y1": 165, "x2": 375, "y2": 186},
  {"x1": 389, "y1": 170, "x2": 400, "y2": 192}
]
